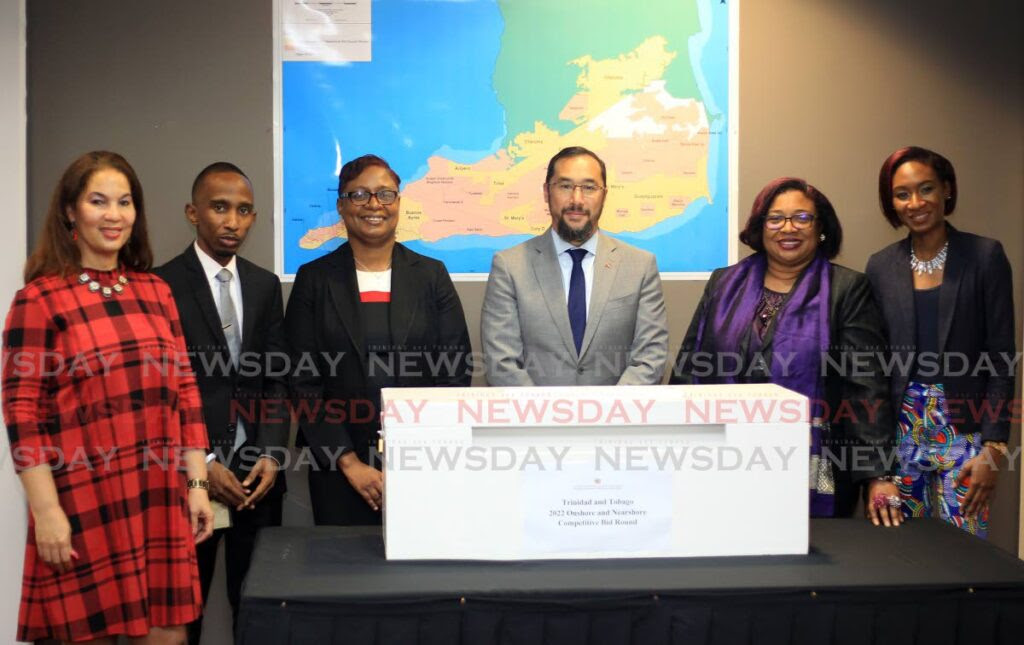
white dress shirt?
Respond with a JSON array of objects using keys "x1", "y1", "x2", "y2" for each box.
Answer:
[
  {"x1": 194, "y1": 241, "x2": 243, "y2": 331},
  {"x1": 551, "y1": 228, "x2": 598, "y2": 313}
]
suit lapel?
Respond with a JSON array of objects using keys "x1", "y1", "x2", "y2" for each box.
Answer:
[
  {"x1": 937, "y1": 229, "x2": 963, "y2": 352},
  {"x1": 890, "y1": 238, "x2": 917, "y2": 347},
  {"x1": 325, "y1": 245, "x2": 367, "y2": 372},
  {"x1": 388, "y1": 244, "x2": 417, "y2": 347},
  {"x1": 236, "y1": 259, "x2": 258, "y2": 353},
  {"x1": 184, "y1": 245, "x2": 229, "y2": 348},
  {"x1": 530, "y1": 231, "x2": 578, "y2": 358},
  {"x1": 579, "y1": 233, "x2": 620, "y2": 358}
]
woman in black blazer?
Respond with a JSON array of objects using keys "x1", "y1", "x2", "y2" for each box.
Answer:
[
  {"x1": 866, "y1": 146, "x2": 1015, "y2": 538},
  {"x1": 671, "y1": 177, "x2": 899, "y2": 524},
  {"x1": 286, "y1": 154, "x2": 472, "y2": 526}
]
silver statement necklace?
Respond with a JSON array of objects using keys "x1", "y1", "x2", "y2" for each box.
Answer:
[
  {"x1": 77, "y1": 270, "x2": 129, "y2": 298},
  {"x1": 909, "y1": 241, "x2": 948, "y2": 275}
]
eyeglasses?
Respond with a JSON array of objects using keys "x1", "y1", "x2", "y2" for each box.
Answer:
[
  {"x1": 548, "y1": 181, "x2": 607, "y2": 198},
  {"x1": 763, "y1": 212, "x2": 816, "y2": 230},
  {"x1": 339, "y1": 189, "x2": 399, "y2": 205}
]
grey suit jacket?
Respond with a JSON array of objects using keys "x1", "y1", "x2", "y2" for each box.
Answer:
[{"x1": 481, "y1": 229, "x2": 668, "y2": 386}]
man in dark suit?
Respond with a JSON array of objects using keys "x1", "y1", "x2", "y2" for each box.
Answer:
[{"x1": 154, "y1": 162, "x2": 290, "y2": 644}]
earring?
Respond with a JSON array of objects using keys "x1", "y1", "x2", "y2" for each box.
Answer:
[
  {"x1": 69, "y1": 222, "x2": 77, "y2": 241},
  {"x1": 819, "y1": 233, "x2": 826, "y2": 242}
]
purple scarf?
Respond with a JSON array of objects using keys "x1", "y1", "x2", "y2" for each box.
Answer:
[{"x1": 694, "y1": 252, "x2": 834, "y2": 516}]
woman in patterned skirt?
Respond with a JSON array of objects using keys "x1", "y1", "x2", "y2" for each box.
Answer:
[
  {"x1": 2, "y1": 151, "x2": 214, "y2": 642},
  {"x1": 866, "y1": 147, "x2": 1015, "y2": 537}
]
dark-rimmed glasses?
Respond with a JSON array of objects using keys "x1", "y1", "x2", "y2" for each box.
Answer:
[
  {"x1": 340, "y1": 189, "x2": 399, "y2": 205},
  {"x1": 764, "y1": 212, "x2": 816, "y2": 230}
]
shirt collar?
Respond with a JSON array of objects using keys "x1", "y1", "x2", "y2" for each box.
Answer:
[
  {"x1": 550, "y1": 227, "x2": 599, "y2": 257},
  {"x1": 193, "y1": 240, "x2": 239, "y2": 282}
]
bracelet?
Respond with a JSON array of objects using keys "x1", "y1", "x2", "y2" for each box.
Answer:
[
  {"x1": 186, "y1": 478, "x2": 209, "y2": 490},
  {"x1": 874, "y1": 475, "x2": 900, "y2": 485}
]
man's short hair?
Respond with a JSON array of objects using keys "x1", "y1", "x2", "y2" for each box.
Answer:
[
  {"x1": 191, "y1": 162, "x2": 251, "y2": 202},
  {"x1": 545, "y1": 146, "x2": 607, "y2": 186}
]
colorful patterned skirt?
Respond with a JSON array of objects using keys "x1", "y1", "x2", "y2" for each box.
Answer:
[{"x1": 896, "y1": 381, "x2": 986, "y2": 537}]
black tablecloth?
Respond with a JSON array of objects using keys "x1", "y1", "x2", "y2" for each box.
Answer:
[{"x1": 238, "y1": 519, "x2": 1024, "y2": 644}]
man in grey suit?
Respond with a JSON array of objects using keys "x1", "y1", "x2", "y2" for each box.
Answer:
[{"x1": 482, "y1": 146, "x2": 669, "y2": 385}]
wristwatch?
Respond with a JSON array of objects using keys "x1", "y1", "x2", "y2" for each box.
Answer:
[{"x1": 187, "y1": 478, "x2": 210, "y2": 490}]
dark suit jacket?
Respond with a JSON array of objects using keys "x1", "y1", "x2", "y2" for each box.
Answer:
[
  {"x1": 285, "y1": 242, "x2": 472, "y2": 468},
  {"x1": 154, "y1": 246, "x2": 290, "y2": 492},
  {"x1": 865, "y1": 226, "x2": 1015, "y2": 442},
  {"x1": 670, "y1": 261, "x2": 896, "y2": 490}
]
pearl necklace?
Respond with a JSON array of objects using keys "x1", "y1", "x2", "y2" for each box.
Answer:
[
  {"x1": 909, "y1": 241, "x2": 948, "y2": 275},
  {"x1": 77, "y1": 270, "x2": 129, "y2": 298}
]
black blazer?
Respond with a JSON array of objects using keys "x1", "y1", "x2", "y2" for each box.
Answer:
[
  {"x1": 670, "y1": 261, "x2": 896, "y2": 486},
  {"x1": 154, "y1": 245, "x2": 291, "y2": 486},
  {"x1": 285, "y1": 242, "x2": 472, "y2": 467},
  {"x1": 865, "y1": 226, "x2": 1015, "y2": 442}
]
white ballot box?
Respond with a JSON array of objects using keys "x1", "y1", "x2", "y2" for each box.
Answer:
[{"x1": 381, "y1": 384, "x2": 809, "y2": 560}]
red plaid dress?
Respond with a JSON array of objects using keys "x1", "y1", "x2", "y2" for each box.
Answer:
[{"x1": 2, "y1": 270, "x2": 207, "y2": 642}]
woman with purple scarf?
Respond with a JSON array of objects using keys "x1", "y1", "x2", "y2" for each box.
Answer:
[{"x1": 670, "y1": 178, "x2": 901, "y2": 525}]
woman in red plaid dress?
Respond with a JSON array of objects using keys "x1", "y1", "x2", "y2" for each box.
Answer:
[{"x1": 2, "y1": 151, "x2": 214, "y2": 643}]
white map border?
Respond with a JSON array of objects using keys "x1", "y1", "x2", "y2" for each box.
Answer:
[{"x1": 272, "y1": 0, "x2": 739, "y2": 282}]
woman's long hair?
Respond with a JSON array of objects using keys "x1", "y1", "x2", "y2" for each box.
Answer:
[{"x1": 25, "y1": 151, "x2": 153, "y2": 282}]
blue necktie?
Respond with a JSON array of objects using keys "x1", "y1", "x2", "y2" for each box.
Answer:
[{"x1": 567, "y1": 248, "x2": 587, "y2": 354}]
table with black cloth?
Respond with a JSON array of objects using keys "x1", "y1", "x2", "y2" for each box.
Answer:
[{"x1": 238, "y1": 519, "x2": 1024, "y2": 645}]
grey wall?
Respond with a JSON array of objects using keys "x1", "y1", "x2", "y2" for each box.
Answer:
[
  {"x1": 27, "y1": 0, "x2": 1022, "y2": 557},
  {"x1": 28, "y1": 0, "x2": 276, "y2": 265}
]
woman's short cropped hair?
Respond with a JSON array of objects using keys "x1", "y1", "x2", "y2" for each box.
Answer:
[
  {"x1": 337, "y1": 154, "x2": 401, "y2": 193},
  {"x1": 878, "y1": 146, "x2": 957, "y2": 228}
]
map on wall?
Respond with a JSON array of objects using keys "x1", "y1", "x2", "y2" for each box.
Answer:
[{"x1": 276, "y1": 0, "x2": 735, "y2": 279}]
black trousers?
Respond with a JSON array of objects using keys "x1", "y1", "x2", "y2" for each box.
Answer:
[{"x1": 188, "y1": 493, "x2": 283, "y2": 645}]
